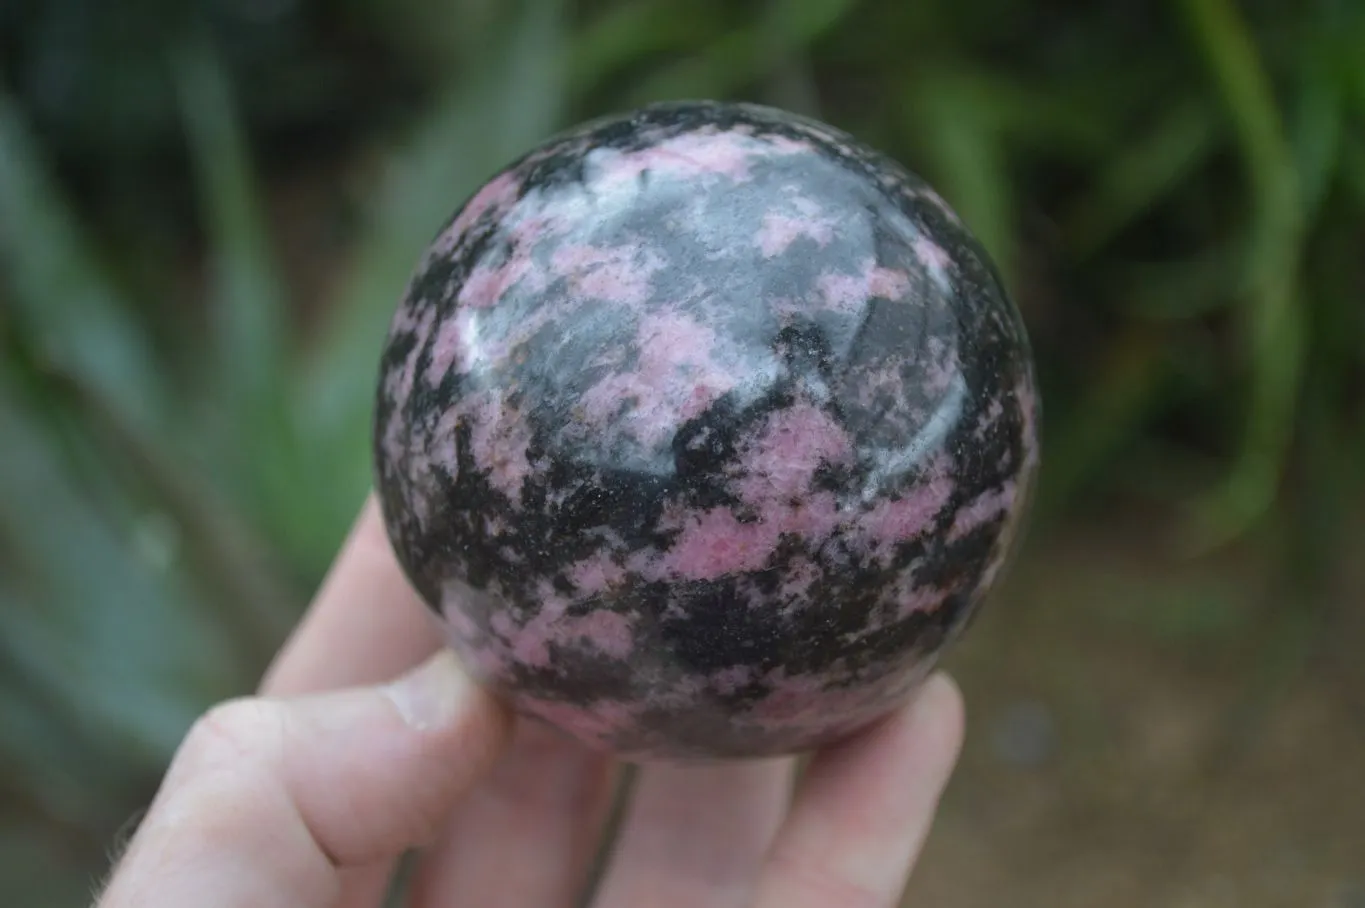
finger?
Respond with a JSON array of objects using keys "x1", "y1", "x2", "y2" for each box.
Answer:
[
  {"x1": 260, "y1": 495, "x2": 446, "y2": 907},
  {"x1": 751, "y1": 673, "x2": 964, "y2": 908},
  {"x1": 409, "y1": 720, "x2": 619, "y2": 908},
  {"x1": 97, "y1": 652, "x2": 511, "y2": 908},
  {"x1": 261, "y1": 495, "x2": 443, "y2": 697},
  {"x1": 591, "y1": 758, "x2": 794, "y2": 908}
]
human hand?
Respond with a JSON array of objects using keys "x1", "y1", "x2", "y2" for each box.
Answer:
[{"x1": 96, "y1": 496, "x2": 964, "y2": 908}]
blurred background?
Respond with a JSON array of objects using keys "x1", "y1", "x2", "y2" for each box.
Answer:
[{"x1": 1, "y1": 0, "x2": 1362, "y2": 904}]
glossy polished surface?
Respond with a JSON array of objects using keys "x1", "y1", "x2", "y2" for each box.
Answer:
[{"x1": 374, "y1": 101, "x2": 1039, "y2": 759}]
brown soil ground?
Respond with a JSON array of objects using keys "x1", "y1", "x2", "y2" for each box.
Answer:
[{"x1": 903, "y1": 515, "x2": 1365, "y2": 908}]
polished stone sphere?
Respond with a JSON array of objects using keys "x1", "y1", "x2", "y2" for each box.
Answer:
[{"x1": 374, "y1": 101, "x2": 1039, "y2": 760}]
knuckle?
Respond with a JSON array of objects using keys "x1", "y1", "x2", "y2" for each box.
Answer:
[
  {"x1": 147, "y1": 698, "x2": 297, "y2": 854},
  {"x1": 177, "y1": 697, "x2": 287, "y2": 776}
]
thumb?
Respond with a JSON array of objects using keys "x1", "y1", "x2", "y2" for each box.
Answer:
[{"x1": 97, "y1": 651, "x2": 511, "y2": 908}]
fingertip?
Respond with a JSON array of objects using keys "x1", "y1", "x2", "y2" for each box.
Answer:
[
  {"x1": 385, "y1": 650, "x2": 480, "y2": 731},
  {"x1": 923, "y1": 669, "x2": 963, "y2": 705},
  {"x1": 408, "y1": 653, "x2": 516, "y2": 782},
  {"x1": 913, "y1": 671, "x2": 967, "y2": 759},
  {"x1": 381, "y1": 649, "x2": 514, "y2": 785}
]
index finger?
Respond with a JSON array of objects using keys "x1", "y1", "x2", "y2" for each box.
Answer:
[{"x1": 260, "y1": 494, "x2": 443, "y2": 697}]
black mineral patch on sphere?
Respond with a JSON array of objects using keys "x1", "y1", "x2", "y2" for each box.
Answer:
[{"x1": 373, "y1": 100, "x2": 1040, "y2": 760}]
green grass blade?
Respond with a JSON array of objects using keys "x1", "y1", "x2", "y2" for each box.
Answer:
[
  {"x1": 1114, "y1": 237, "x2": 1243, "y2": 321},
  {"x1": 622, "y1": 0, "x2": 858, "y2": 109},
  {"x1": 1178, "y1": 0, "x2": 1305, "y2": 548},
  {"x1": 5, "y1": 297, "x2": 296, "y2": 666},
  {"x1": 172, "y1": 38, "x2": 319, "y2": 565},
  {"x1": 1035, "y1": 331, "x2": 1171, "y2": 519},
  {"x1": 0, "y1": 619, "x2": 129, "y2": 833},
  {"x1": 1343, "y1": 8, "x2": 1365, "y2": 120},
  {"x1": 0, "y1": 95, "x2": 165, "y2": 428},
  {"x1": 1289, "y1": 57, "x2": 1342, "y2": 222},
  {"x1": 569, "y1": 0, "x2": 711, "y2": 99},
  {"x1": 47, "y1": 366, "x2": 299, "y2": 667},
  {"x1": 1178, "y1": 0, "x2": 1290, "y2": 190},
  {"x1": 766, "y1": 0, "x2": 860, "y2": 45},
  {"x1": 0, "y1": 599, "x2": 153, "y2": 829},
  {"x1": 360, "y1": 0, "x2": 500, "y2": 75},
  {"x1": 908, "y1": 72, "x2": 1017, "y2": 285},
  {"x1": 1065, "y1": 99, "x2": 1219, "y2": 259},
  {"x1": 0, "y1": 822, "x2": 103, "y2": 908},
  {"x1": 624, "y1": 28, "x2": 762, "y2": 106},
  {"x1": 1343, "y1": 135, "x2": 1365, "y2": 206},
  {"x1": 760, "y1": 0, "x2": 858, "y2": 114},
  {"x1": 930, "y1": 67, "x2": 1115, "y2": 159},
  {"x1": 174, "y1": 40, "x2": 289, "y2": 422},
  {"x1": 0, "y1": 386, "x2": 242, "y2": 771}
]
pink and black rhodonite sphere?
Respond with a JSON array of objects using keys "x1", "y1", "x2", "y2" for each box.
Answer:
[{"x1": 373, "y1": 101, "x2": 1039, "y2": 760}]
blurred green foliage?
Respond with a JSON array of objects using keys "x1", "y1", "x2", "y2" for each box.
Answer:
[{"x1": 1, "y1": 0, "x2": 1362, "y2": 901}]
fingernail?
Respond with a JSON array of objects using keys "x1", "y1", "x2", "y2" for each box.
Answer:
[{"x1": 385, "y1": 651, "x2": 471, "y2": 730}]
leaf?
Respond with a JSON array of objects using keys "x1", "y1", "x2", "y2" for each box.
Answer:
[
  {"x1": 1343, "y1": 135, "x2": 1365, "y2": 206},
  {"x1": 0, "y1": 385, "x2": 241, "y2": 777},
  {"x1": 935, "y1": 67, "x2": 1114, "y2": 159},
  {"x1": 1343, "y1": 11, "x2": 1365, "y2": 121},
  {"x1": 0, "y1": 822, "x2": 101, "y2": 908},
  {"x1": 364, "y1": 0, "x2": 501, "y2": 75},
  {"x1": 569, "y1": 0, "x2": 712, "y2": 98},
  {"x1": 174, "y1": 39, "x2": 289, "y2": 426},
  {"x1": 48, "y1": 366, "x2": 300, "y2": 668},
  {"x1": 907, "y1": 72, "x2": 1017, "y2": 285},
  {"x1": 0, "y1": 631, "x2": 124, "y2": 829},
  {"x1": 0, "y1": 94, "x2": 165, "y2": 429},
  {"x1": 1282, "y1": 321, "x2": 1357, "y2": 597},
  {"x1": 765, "y1": 0, "x2": 860, "y2": 46},
  {"x1": 1035, "y1": 330, "x2": 1171, "y2": 517},
  {"x1": 0, "y1": 617, "x2": 160, "y2": 872},
  {"x1": 1290, "y1": 57, "x2": 1342, "y2": 222},
  {"x1": 758, "y1": 0, "x2": 856, "y2": 115},
  {"x1": 1177, "y1": 0, "x2": 1306, "y2": 549},
  {"x1": 1065, "y1": 99, "x2": 1219, "y2": 259},
  {"x1": 1113, "y1": 237, "x2": 1243, "y2": 322},
  {"x1": 293, "y1": 0, "x2": 571, "y2": 571},
  {"x1": 620, "y1": 0, "x2": 859, "y2": 110},
  {"x1": 624, "y1": 28, "x2": 762, "y2": 106},
  {"x1": 173, "y1": 38, "x2": 317, "y2": 569},
  {"x1": 4, "y1": 300, "x2": 296, "y2": 668}
]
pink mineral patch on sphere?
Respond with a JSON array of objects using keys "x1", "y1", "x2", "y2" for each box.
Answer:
[{"x1": 374, "y1": 101, "x2": 1039, "y2": 760}]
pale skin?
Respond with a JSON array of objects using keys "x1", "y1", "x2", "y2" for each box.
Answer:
[{"x1": 96, "y1": 496, "x2": 965, "y2": 908}]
